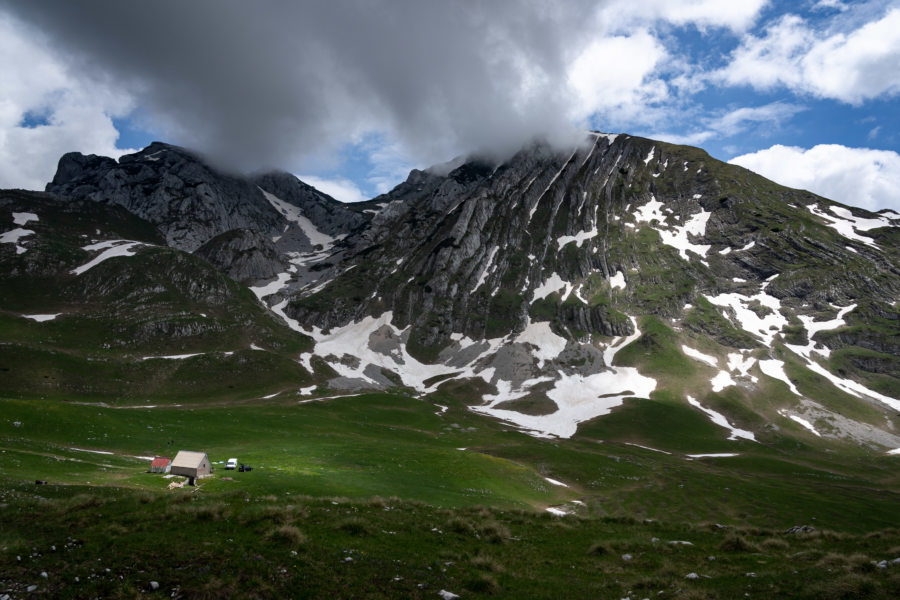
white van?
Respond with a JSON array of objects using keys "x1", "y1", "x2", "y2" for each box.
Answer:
[{"x1": 225, "y1": 458, "x2": 238, "y2": 470}]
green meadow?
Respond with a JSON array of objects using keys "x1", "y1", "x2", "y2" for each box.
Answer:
[{"x1": 1, "y1": 390, "x2": 899, "y2": 598}]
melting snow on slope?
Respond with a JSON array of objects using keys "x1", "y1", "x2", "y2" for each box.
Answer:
[
  {"x1": 686, "y1": 396, "x2": 756, "y2": 442},
  {"x1": 0, "y1": 228, "x2": 34, "y2": 254},
  {"x1": 644, "y1": 147, "x2": 655, "y2": 165},
  {"x1": 710, "y1": 371, "x2": 737, "y2": 393},
  {"x1": 24, "y1": 314, "x2": 61, "y2": 322},
  {"x1": 803, "y1": 360, "x2": 900, "y2": 412},
  {"x1": 806, "y1": 203, "x2": 894, "y2": 248},
  {"x1": 532, "y1": 272, "x2": 575, "y2": 302},
  {"x1": 476, "y1": 316, "x2": 655, "y2": 439},
  {"x1": 13, "y1": 212, "x2": 38, "y2": 225},
  {"x1": 306, "y1": 312, "x2": 461, "y2": 392},
  {"x1": 778, "y1": 410, "x2": 821, "y2": 437},
  {"x1": 785, "y1": 304, "x2": 856, "y2": 360},
  {"x1": 250, "y1": 271, "x2": 293, "y2": 300},
  {"x1": 557, "y1": 227, "x2": 598, "y2": 249},
  {"x1": 633, "y1": 196, "x2": 711, "y2": 260},
  {"x1": 658, "y1": 210, "x2": 711, "y2": 261},
  {"x1": 727, "y1": 353, "x2": 757, "y2": 382},
  {"x1": 779, "y1": 303, "x2": 900, "y2": 411},
  {"x1": 260, "y1": 189, "x2": 337, "y2": 249},
  {"x1": 474, "y1": 245, "x2": 499, "y2": 291},
  {"x1": 705, "y1": 290, "x2": 787, "y2": 347},
  {"x1": 609, "y1": 270, "x2": 626, "y2": 290},
  {"x1": 759, "y1": 359, "x2": 801, "y2": 396},
  {"x1": 71, "y1": 240, "x2": 145, "y2": 275},
  {"x1": 634, "y1": 196, "x2": 665, "y2": 223},
  {"x1": 682, "y1": 345, "x2": 718, "y2": 368},
  {"x1": 515, "y1": 319, "x2": 568, "y2": 368}
]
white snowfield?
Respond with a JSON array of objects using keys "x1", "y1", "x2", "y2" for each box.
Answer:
[
  {"x1": 24, "y1": 313, "x2": 61, "y2": 322},
  {"x1": 476, "y1": 316, "x2": 656, "y2": 439},
  {"x1": 142, "y1": 353, "x2": 203, "y2": 361},
  {"x1": 532, "y1": 272, "x2": 575, "y2": 302},
  {"x1": 682, "y1": 345, "x2": 718, "y2": 368},
  {"x1": 515, "y1": 319, "x2": 567, "y2": 368},
  {"x1": 13, "y1": 212, "x2": 38, "y2": 225},
  {"x1": 687, "y1": 453, "x2": 739, "y2": 459},
  {"x1": 250, "y1": 271, "x2": 293, "y2": 300},
  {"x1": 687, "y1": 396, "x2": 756, "y2": 442},
  {"x1": 705, "y1": 289, "x2": 787, "y2": 347},
  {"x1": 260, "y1": 189, "x2": 338, "y2": 249},
  {"x1": 759, "y1": 359, "x2": 801, "y2": 396},
  {"x1": 71, "y1": 240, "x2": 146, "y2": 275},
  {"x1": 0, "y1": 227, "x2": 34, "y2": 254},
  {"x1": 557, "y1": 227, "x2": 598, "y2": 249},
  {"x1": 632, "y1": 196, "x2": 711, "y2": 260},
  {"x1": 474, "y1": 245, "x2": 499, "y2": 290},
  {"x1": 778, "y1": 410, "x2": 821, "y2": 437},
  {"x1": 806, "y1": 203, "x2": 895, "y2": 248},
  {"x1": 609, "y1": 270, "x2": 626, "y2": 290}
]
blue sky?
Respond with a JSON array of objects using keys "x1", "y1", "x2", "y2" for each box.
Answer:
[{"x1": 1, "y1": 0, "x2": 899, "y2": 210}]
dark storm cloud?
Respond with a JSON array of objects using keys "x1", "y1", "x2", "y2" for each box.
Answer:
[{"x1": 1, "y1": 0, "x2": 601, "y2": 171}]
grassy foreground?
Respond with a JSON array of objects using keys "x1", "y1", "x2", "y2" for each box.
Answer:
[{"x1": 1, "y1": 391, "x2": 899, "y2": 598}]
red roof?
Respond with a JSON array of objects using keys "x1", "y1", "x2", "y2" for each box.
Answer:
[{"x1": 151, "y1": 457, "x2": 172, "y2": 467}]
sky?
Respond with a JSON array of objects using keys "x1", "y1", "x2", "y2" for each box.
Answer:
[{"x1": 0, "y1": 0, "x2": 899, "y2": 211}]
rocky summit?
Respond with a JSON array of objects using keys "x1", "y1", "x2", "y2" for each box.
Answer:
[{"x1": 3, "y1": 133, "x2": 899, "y2": 446}]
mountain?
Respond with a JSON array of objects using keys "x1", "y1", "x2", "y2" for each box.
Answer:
[{"x1": 4, "y1": 133, "x2": 900, "y2": 451}]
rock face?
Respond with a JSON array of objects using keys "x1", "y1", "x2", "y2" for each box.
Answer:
[
  {"x1": 195, "y1": 229, "x2": 285, "y2": 284},
  {"x1": 46, "y1": 142, "x2": 368, "y2": 279},
  {"x1": 21, "y1": 133, "x2": 900, "y2": 443}
]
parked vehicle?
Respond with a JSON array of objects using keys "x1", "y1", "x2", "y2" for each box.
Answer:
[{"x1": 225, "y1": 458, "x2": 238, "y2": 470}]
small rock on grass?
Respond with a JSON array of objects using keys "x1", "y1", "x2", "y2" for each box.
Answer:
[
  {"x1": 685, "y1": 573, "x2": 699, "y2": 580},
  {"x1": 150, "y1": 581, "x2": 160, "y2": 590},
  {"x1": 438, "y1": 591, "x2": 460, "y2": 600}
]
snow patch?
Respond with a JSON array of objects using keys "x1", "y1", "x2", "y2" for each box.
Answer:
[
  {"x1": 807, "y1": 203, "x2": 889, "y2": 248},
  {"x1": 710, "y1": 371, "x2": 737, "y2": 393},
  {"x1": 12, "y1": 212, "x2": 38, "y2": 226},
  {"x1": 557, "y1": 227, "x2": 598, "y2": 249},
  {"x1": 687, "y1": 453, "x2": 739, "y2": 459},
  {"x1": 682, "y1": 345, "x2": 718, "y2": 368},
  {"x1": 705, "y1": 290, "x2": 787, "y2": 346},
  {"x1": 250, "y1": 271, "x2": 293, "y2": 300},
  {"x1": 0, "y1": 227, "x2": 34, "y2": 253},
  {"x1": 532, "y1": 272, "x2": 574, "y2": 302},
  {"x1": 476, "y1": 317, "x2": 655, "y2": 439},
  {"x1": 644, "y1": 147, "x2": 655, "y2": 165},
  {"x1": 544, "y1": 477, "x2": 568, "y2": 487},
  {"x1": 142, "y1": 353, "x2": 203, "y2": 361},
  {"x1": 474, "y1": 245, "x2": 499, "y2": 291},
  {"x1": 260, "y1": 189, "x2": 337, "y2": 248},
  {"x1": 687, "y1": 396, "x2": 756, "y2": 442},
  {"x1": 624, "y1": 442, "x2": 671, "y2": 455},
  {"x1": 759, "y1": 359, "x2": 801, "y2": 396},
  {"x1": 515, "y1": 319, "x2": 568, "y2": 368},
  {"x1": 634, "y1": 196, "x2": 665, "y2": 224},
  {"x1": 24, "y1": 313, "x2": 61, "y2": 322},
  {"x1": 609, "y1": 270, "x2": 626, "y2": 290},
  {"x1": 71, "y1": 240, "x2": 145, "y2": 275},
  {"x1": 778, "y1": 410, "x2": 821, "y2": 437}
]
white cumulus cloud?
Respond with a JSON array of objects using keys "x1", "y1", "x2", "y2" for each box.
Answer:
[
  {"x1": 729, "y1": 144, "x2": 900, "y2": 212},
  {"x1": 567, "y1": 30, "x2": 670, "y2": 123},
  {"x1": 720, "y1": 8, "x2": 900, "y2": 104}
]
